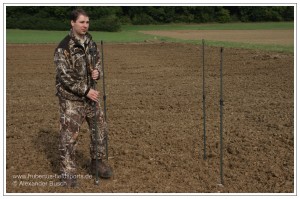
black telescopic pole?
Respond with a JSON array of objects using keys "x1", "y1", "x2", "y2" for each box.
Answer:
[
  {"x1": 101, "y1": 40, "x2": 108, "y2": 161},
  {"x1": 220, "y1": 47, "x2": 224, "y2": 185},
  {"x1": 90, "y1": 42, "x2": 99, "y2": 185},
  {"x1": 202, "y1": 39, "x2": 207, "y2": 160}
]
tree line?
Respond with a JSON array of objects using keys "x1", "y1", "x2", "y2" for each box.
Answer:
[{"x1": 6, "y1": 6, "x2": 294, "y2": 32}]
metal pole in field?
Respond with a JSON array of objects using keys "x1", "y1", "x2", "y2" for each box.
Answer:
[
  {"x1": 101, "y1": 40, "x2": 109, "y2": 161},
  {"x1": 219, "y1": 47, "x2": 224, "y2": 185},
  {"x1": 202, "y1": 39, "x2": 207, "y2": 160},
  {"x1": 90, "y1": 42, "x2": 99, "y2": 185}
]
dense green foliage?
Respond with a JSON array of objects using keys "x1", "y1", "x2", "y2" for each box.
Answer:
[{"x1": 6, "y1": 6, "x2": 294, "y2": 32}]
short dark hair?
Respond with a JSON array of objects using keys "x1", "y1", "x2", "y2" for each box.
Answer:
[{"x1": 70, "y1": 9, "x2": 88, "y2": 21}]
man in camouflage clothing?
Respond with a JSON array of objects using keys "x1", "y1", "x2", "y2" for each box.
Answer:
[{"x1": 54, "y1": 9, "x2": 112, "y2": 187}]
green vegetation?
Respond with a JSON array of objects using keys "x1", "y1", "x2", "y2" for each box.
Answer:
[
  {"x1": 6, "y1": 22, "x2": 294, "y2": 53},
  {"x1": 6, "y1": 6, "x2": 294, "y2": 52},
  {"x1": 6, "y1": 29, "x2": 68, "y2": 44},
  {"x1": 185, "y1": 40, "x2": 294, "y2": 53},
  {"x1": 6, "y1": 29, "x2": 157, "y2": 43},
  {"x1": 6, "y1": 6, "x2": 294, "y2": 31},
  {"x1": 122, "y1": 22, "x2": 294, "y2": 31}
]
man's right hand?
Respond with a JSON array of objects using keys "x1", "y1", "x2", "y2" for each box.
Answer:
[{"x1": 86, "y1": 88, "x2": 99, "y2": 102}]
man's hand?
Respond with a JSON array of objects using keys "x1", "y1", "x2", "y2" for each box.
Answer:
[
  {"x1": 92, "y1": 69, "x2": 100, "y2": 80},
  {"x1": 86, "y1": 88, "x2": 99, "y2": 102}
]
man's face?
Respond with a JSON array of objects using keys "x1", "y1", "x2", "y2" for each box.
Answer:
[{"x1": 71, "y1": 14, "x2": 89, "y2": 37}]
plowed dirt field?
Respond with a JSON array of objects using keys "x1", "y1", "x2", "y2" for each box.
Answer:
[{"x1": 6, "y1": 42, "x2": 294, "y2": 193}]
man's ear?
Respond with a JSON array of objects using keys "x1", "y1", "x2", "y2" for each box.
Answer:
[{"x1": 71, "y1": 20, "x2": 75, "y2": 27}]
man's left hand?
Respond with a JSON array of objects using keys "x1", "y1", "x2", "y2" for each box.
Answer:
[{"x1": 92, "y1": 69, "x2": 99, "y2": 80}]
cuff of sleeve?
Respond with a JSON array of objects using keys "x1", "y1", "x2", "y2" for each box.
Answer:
[{"x1": 84, "y1": 87, "x2": 90, "y2": 96}]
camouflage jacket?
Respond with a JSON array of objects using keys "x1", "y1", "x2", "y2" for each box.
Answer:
[{"x1": 54, "y1": 30, "x2": 102, "y2": 101}]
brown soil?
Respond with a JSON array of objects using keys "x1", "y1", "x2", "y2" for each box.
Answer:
[
  {"x1": 6, "y1": 42, "x2": 294, "y2": 193},
  {"x1": 140, "y1": 30, "x2": 294, "y2": 45}
]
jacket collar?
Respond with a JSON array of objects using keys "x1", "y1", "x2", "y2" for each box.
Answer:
[{"x1": 69, "y1": 29, "x2": 92, "y2": 47}]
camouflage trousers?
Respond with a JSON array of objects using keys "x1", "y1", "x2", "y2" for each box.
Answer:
[{"x1": 58, "y1": 97, "x2": 107, "y2": 175}]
